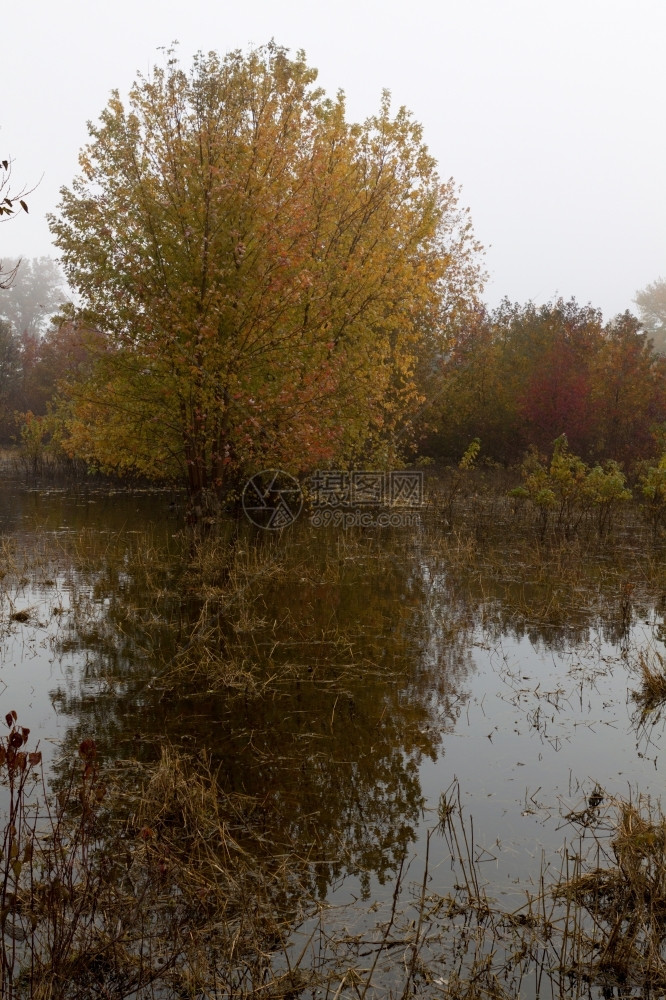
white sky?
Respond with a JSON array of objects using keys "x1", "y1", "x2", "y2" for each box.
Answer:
[{"x1": 2, "y1": 0, "x2": 664, "y2": 320}]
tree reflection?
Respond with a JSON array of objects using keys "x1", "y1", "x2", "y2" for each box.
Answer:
[
  {"x1": 48, "y1": 522, "x2": 474, "y2": 898},
  {"x1": 9, "y1": 487, "x2": 666, "y2": 905}
]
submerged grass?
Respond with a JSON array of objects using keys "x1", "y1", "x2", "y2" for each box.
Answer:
[
  {"x1": 5, "y1": 718, "x2": 666, "y2": 998},
  {"x1": 422, "y1": 780, "x2": 666, "y2": 999},
  {"x1": 550, "y1": 793, "x2": 666, "y2": 994}
]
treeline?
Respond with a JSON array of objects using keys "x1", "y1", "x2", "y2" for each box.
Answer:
[
  {"x1": 2, "y1": 266, "x2": 666, "y2": 489},
  {"x1": 422, "y1": 298, "x2": 666, "y2": 470},
  {"x1": 3, "y1": 290, "x2": 666, "y2": 486}
]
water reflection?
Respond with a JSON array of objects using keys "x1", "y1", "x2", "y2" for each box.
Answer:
[
  {"x1": 3, "y1": 478, "x2": 666, "y2": 914},
  {"x1": 44, "y1": 522, "x2": 476, "y2": 897}
]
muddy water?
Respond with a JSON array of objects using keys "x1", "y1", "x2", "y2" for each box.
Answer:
[{"x1": 1, "y1": 474, "x2": 665, "y2": 949}]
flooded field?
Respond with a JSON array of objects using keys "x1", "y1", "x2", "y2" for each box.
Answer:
[{"x1": 1, "y1": 471, "x2": 666, "y2": 997}]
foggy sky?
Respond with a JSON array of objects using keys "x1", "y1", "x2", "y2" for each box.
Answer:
[{"x1": 3, "y1": 0, "x2": 664, "y2": 320}]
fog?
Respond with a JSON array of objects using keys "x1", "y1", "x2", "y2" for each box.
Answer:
[{"x1": 3, "y1": 0, "x2": 664, "y2": 318}]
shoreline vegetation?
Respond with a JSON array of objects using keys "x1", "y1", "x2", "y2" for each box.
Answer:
[{"x1": 5, "y1": 429, "x2": 666, "y2": 541}]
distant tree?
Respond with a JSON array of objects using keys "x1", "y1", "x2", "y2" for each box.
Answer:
[
  {"x1": 635, "y1": 278, "x2": 666, "y2": 354},
  {"x1": 0, "y1": 318, "x2": 20, "y2": 392},
  {"x1": 419, "y1": 308, "x2": 526, "y2": 462},
  {"x1": 588, "y1": 312, "x2": 666, "y2": 466},
  {"x1": 515, "y1": 299, "x2": 603, "y2": 458},
  {"x1": 421, "y1": 299, "x2": 666, "y2": 468},
  {"x1": 0, "y1": 318, "x2": 21, "y2": 440},
  {"x1": 0, "y1": 256, "x2": 67, "y2": 338},
  {"x1": 19, "y1": 318, "x2": 102, "y2": 417}
]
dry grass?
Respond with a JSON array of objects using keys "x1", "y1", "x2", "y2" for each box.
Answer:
[
  {"x1": 6, "y1": 722, "x2": 666, "y2": 998},
  {"x1": 0, "y1": 722, "x2": 326, "y2": 999},
  {"x1": 550, "y1": 795, "x2": 666, "y2": 993},
  {"x1": 435, "y1": 778, "x2": 666, "y2": 997},
  {"x1": 631, "y1": 648, "x2": 666, "y2": 722}
]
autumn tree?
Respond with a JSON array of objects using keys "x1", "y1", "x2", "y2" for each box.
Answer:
[
  {"x1": 588, "y1": 311, "x2": 666, "y2": 465},
  {"x1": 513, "y1": 299, "x2": 602, "y2": 457},
  {"x1": 421, "y1": 298, "x2": 666, "y2": 468},
  {"x1": 419, "y1": 307, "x2": 527, "y2": 462},
  {"x1": 49, "y1": 44, "x2": 484, "y2": 505},
  {"x1": 7, "y1": 318, "x2": 102, "y2": 424}
]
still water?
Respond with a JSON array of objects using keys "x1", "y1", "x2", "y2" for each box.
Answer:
[{"x1": 1, "y1": 473, "x2": 665, "y2": 991}]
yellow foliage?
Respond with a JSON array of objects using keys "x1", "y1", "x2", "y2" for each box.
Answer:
[{"x1": 50, "y1": 44, "x2": 484, "y2": 496}]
